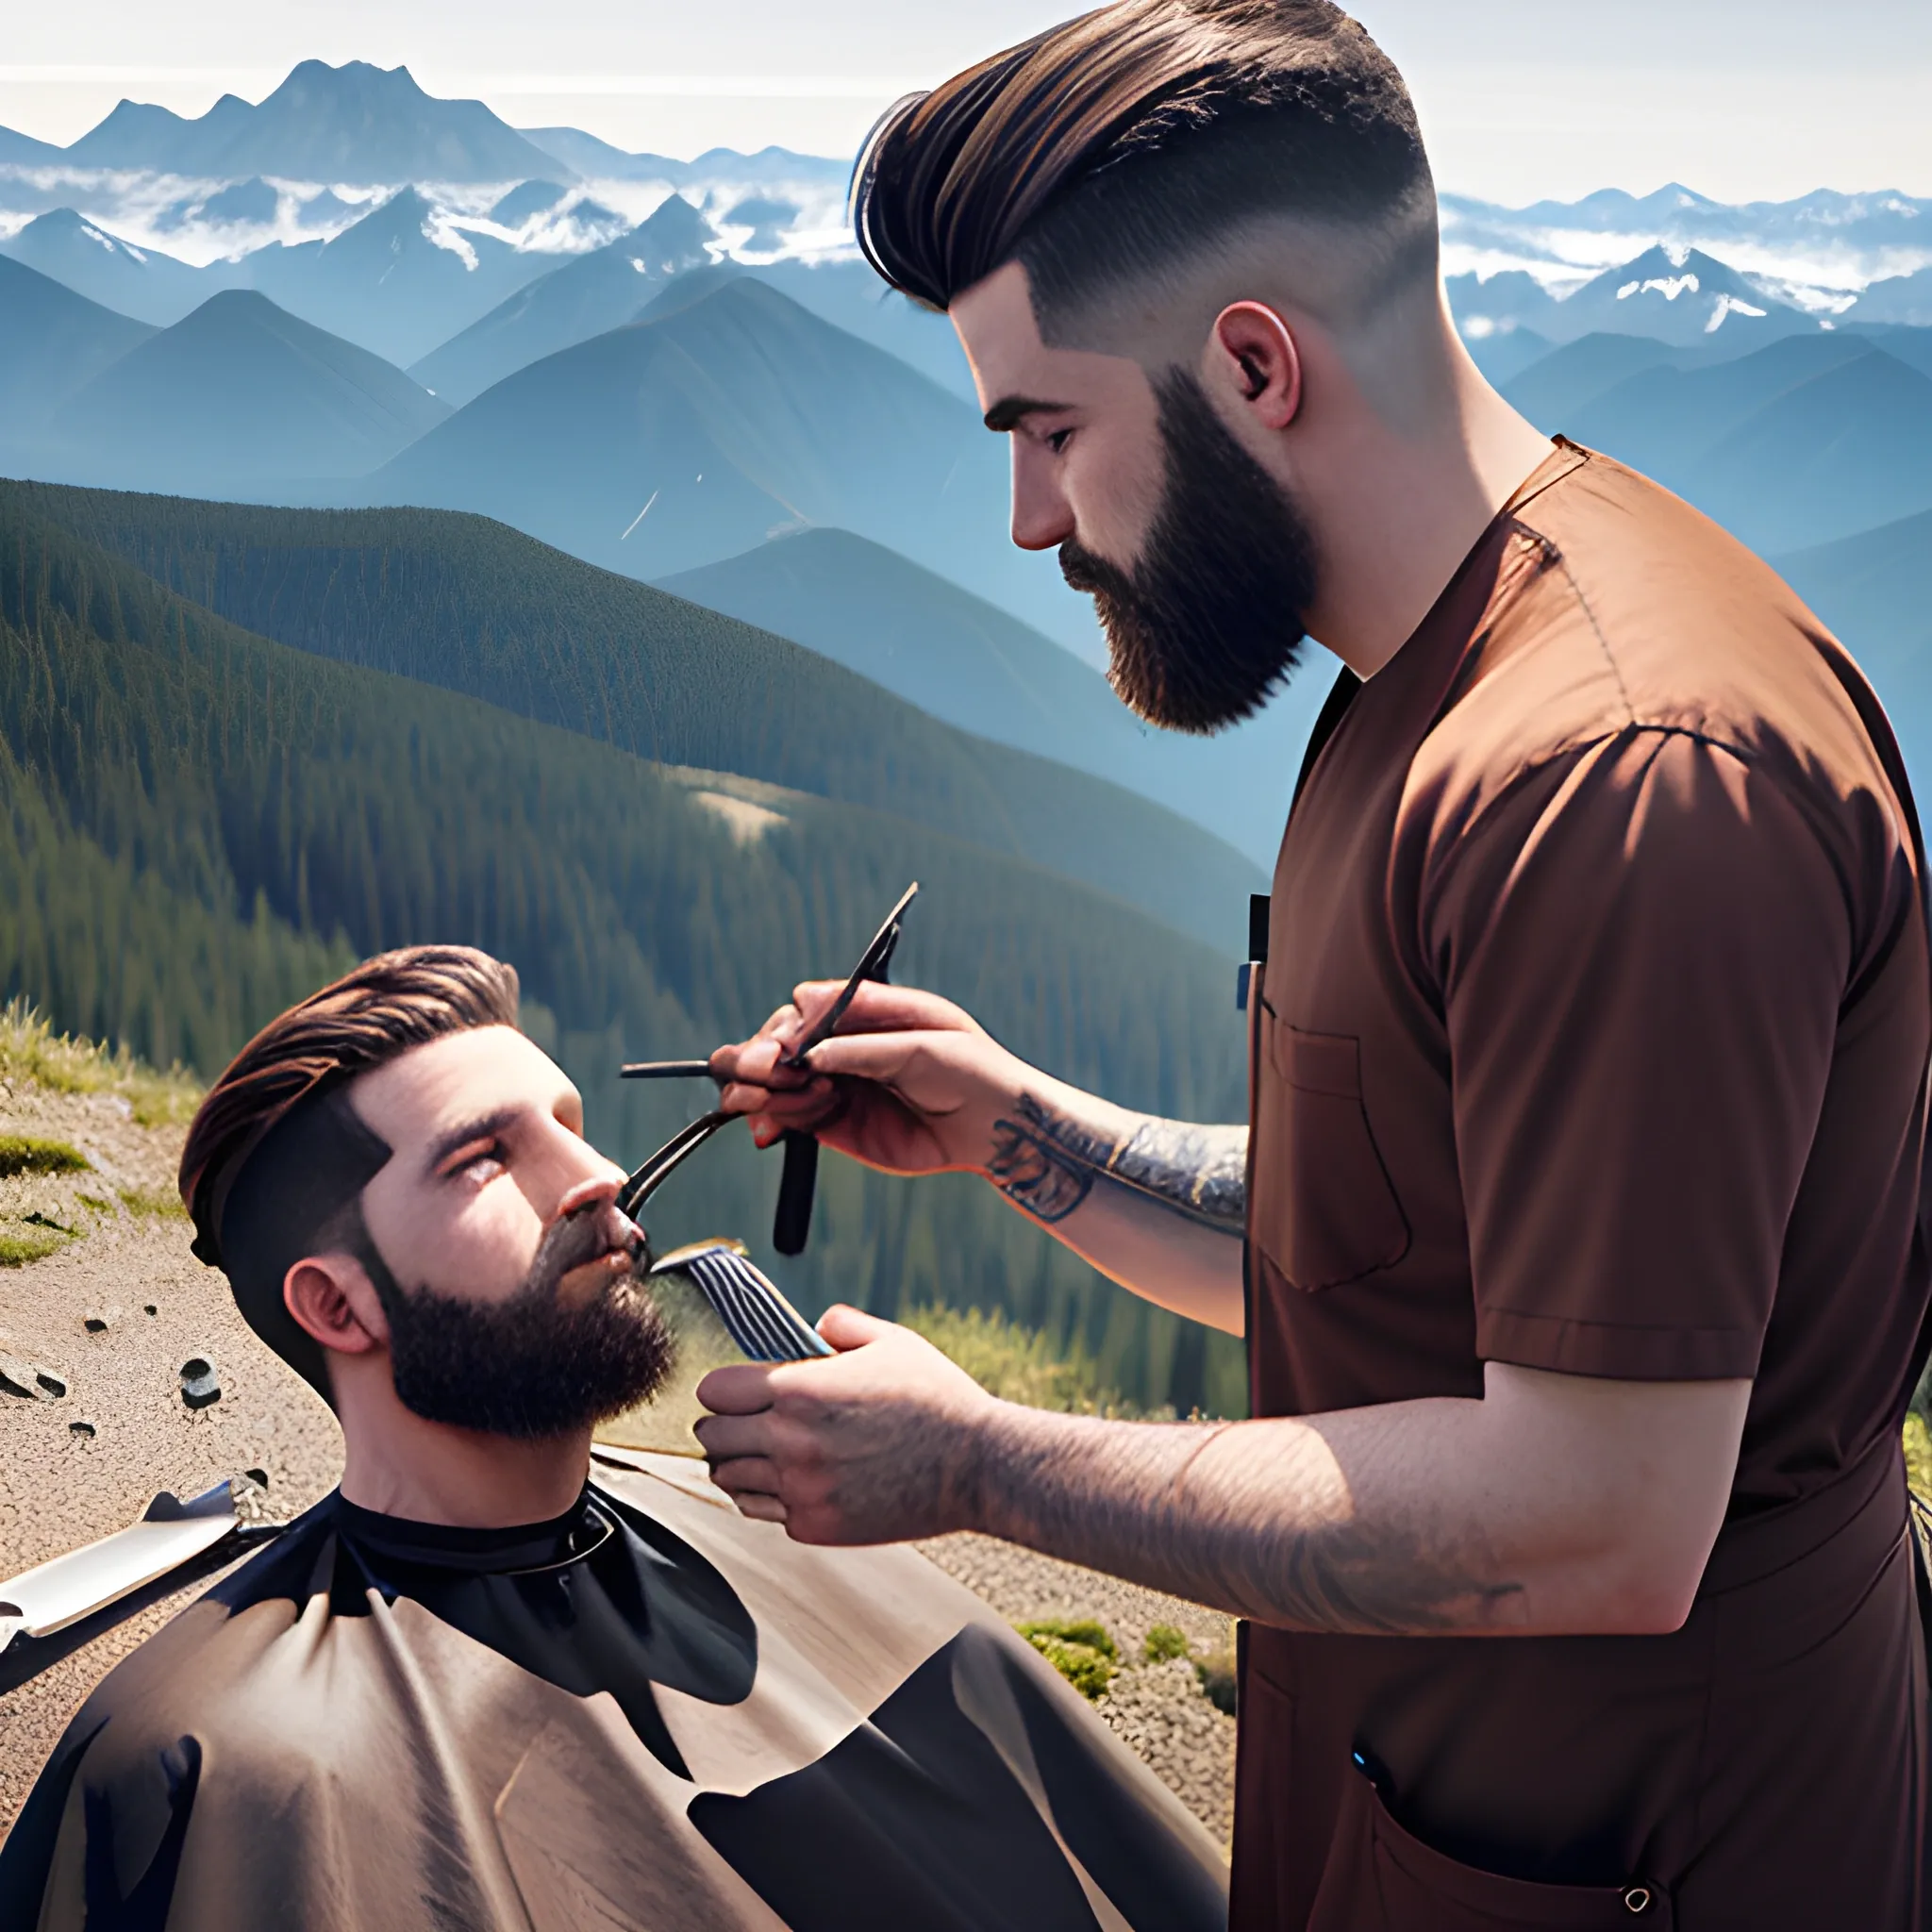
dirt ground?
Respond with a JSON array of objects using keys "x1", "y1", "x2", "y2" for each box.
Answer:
[{"x1": 0, "y1": 1081, "x2": 1236, "y2": 1849}]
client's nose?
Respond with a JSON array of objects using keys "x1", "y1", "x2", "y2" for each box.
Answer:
[{"x1": 555, "y1": 1173, "x2": 621, "y2": 1221}]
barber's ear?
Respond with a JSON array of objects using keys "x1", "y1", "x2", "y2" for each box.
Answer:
[
  {"x1": 1210, "y1": 302, "x2": 1303, "y2": 431},
  {"x1": 284, "y1": 1256, "x2": 389, "y2": 1357}
]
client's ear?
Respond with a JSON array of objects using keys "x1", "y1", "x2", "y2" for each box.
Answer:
[{"x1": 285, "y1": 1256, "x2": 390, "y2": 1357}]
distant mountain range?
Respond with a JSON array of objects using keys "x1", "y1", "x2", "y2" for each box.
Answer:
[
  {"x1": 1507, "y1": 330, "x2": 1932, "y2": 552},
  {"x1": 57, "y1": 60, "x2": 569, "y2": 185},
  {"x1": 516, "y1": 128, "x2": 849, "y2": 193},
  {"x1": 1441, "y1": 183, "x2": 1932, "y2": 307},
  {"x1": 368, "y1": 271, "x2": 1093, "y2": 655}
]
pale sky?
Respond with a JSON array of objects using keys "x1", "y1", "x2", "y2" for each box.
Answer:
[{"x1": 1, "y1": 0, "x2": 1926, "y2": 205}]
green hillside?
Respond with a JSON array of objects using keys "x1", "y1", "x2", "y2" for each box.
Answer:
[
  {"x1": 9, "y1": 480, "x2": 1263, "y2": 957},
  {"x1": 0, "y1": 494, "x2": 1248, "y2": 1415}
]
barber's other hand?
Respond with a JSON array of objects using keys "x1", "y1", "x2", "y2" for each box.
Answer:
[
  {"x1": 708, "y1": 982, "x2": 1027, "y2": 1177},
  {"x1": 694, "y1": 1306, "x2": 1000, "y2": 1542}
]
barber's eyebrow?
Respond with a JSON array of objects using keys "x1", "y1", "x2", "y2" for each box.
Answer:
[
  {"x1": 425, "y1": 1107, "x2": 521, "y2": 1177},
  {"x1": 982, "y1": 394, "x2": 1075, "y2": 434}
]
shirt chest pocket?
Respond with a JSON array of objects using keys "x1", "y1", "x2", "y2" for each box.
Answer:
[{"x1": 1252, "y1": 1009, "x2": 1410, "y2": 1291}]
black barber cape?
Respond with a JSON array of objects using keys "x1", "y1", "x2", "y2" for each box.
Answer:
[{"x1": 4, "y1": 1447, "x2": 1227, "y2": 1930}]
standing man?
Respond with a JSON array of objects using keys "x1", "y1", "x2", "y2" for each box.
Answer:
[{"x1": 697, "y1": 2, "x2": 1932, "y2": 1925}]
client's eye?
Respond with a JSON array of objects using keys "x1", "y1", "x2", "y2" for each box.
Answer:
[{"x1": 446, "y1": 1142, "x2": 506, "y2": 1184}]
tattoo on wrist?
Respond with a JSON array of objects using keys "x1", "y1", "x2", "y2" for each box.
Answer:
[{"x1": 987, "y1": 1094, "x2": 1246, "y2": 1234}]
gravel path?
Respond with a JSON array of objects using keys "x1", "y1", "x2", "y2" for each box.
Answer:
[{"x1": 0, "y1": 1087, "x2": 345, "y2": 1837}]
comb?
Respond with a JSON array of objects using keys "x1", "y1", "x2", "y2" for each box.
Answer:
[{"x1": 650, "y1": 1240, "x2": 835, "y2": 1362}]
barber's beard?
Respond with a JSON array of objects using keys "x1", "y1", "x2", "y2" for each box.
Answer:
[
  {"x1": 1059, "y1": 368, "x2": 1318, "y2": 735},
  {"x1": 369, "y1": 1207, "x2": 675, "y2": 1441}
]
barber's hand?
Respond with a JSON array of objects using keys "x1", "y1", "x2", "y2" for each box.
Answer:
[
  {"x1": 694, "y1": 1306, "x2": 1001, "y2": 1542},
  {"x1": 708, "y1": 982, "x2": 1029, "y2": 1177}
]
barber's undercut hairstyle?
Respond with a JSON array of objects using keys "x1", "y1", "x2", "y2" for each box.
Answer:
[
  {"x1": 852, "y1": 0, "x2": 1435, "y2": 334},
  {"x1": 178, "y1": 946, "x2": 522, "y2": 1402}
]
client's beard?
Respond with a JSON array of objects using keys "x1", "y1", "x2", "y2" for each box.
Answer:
[
  {"x1": 1060, "y1": 367, "x2": 1318, "y2": 735},
  {"x1": 367, "y1": 1205, "x2": 675, "y2": 1440}
]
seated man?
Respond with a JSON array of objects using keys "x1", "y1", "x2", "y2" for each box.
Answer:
[{"x1": 3, "y1": 946, "x2": 1225, "y2": 1931}]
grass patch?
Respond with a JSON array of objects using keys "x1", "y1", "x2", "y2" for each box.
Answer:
[
  {"x1": 118, "y1": 1186, "x2": 188, "y2": 1222},
  {"x1": 0, "y1": 1133, "x2": 91, "y2": 1177},
  {"x1": 1143, "y1": 1623, "x2": 1192, "y2": 1665},
  {"x1": 1018, "y1": 1617, "x2": 1117, "y2": 1660},
  {"x1": 0, "y1": 998, "x2": 202, "y2": 1126},
  {"x1": 1907, "y1": 1413, "x2": 1932, "y2": 1502},
  {"x1": 903, "y1": 1304, "x2": 1169, "y2": 1418},
  {"x1": 1017, "y1": 1619, "x2": 1119, "y2": 1702},
  {"x1": 1194, "y1": 1649, "x2": 1238, "y2": 1717},
  {"x1": 0, "y1": 1222, "x2": 72, "y2": 1265}
]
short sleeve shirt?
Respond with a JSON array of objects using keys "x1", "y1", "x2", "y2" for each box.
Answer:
[{"x1": 1249, "y1": 441, "x2": 1930, "y2": 1514}]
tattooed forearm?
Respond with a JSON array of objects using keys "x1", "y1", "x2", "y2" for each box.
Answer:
[
  {"x1": 986, "y1": 1093, "x2": 1247, "y2": 1234},
  {"x1": 972, "y1": 1409, "x2": 1528, "y2": 1637}
]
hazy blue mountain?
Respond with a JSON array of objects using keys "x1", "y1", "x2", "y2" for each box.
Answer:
[
  {"x1": 1503, "y1": 333, "x2": 1709, "y2": 427},
  {"x1": 1842, "y1": 324, "x2": 1932, "y2": 382},
  {"x1": 1561, "y1": 334, "x2": 1932, "y2": 551},
  {"x1": 724, "y1": 195, "x2": 799, "y2": 250},
  {"x1": 0, "y1": 208, "x2": 216, "y2": 326},
  {"x1": 62, "y1": 60, "x2": 567, "y2": 184},
  {"x1": 1774, "y1": 508, "x2": 1932, "y2": 787},
  {"x1": 1778, "y1": 508, "x2": 1932, "y2": 675},
  {"x1": 373, "y1": 272, "x2": 1100, "y2": 657},
  {"x1": 1849, "y1": 267, "x2": 1932, "y2": 327},
  {"x1": 513, "y1": 128, "x2": 700, "y2": 180},
  {"x1": 155, "y1": 175, "x2": 281, "y2": 231},
  {"x1": 0, "y1": 255, "x2": 153, "y2": 433},
  {"x1": 516, "y1": 128, "x2": 848, "y2": 191},
  {"x1": 414, "y1": 239, "x2": 974, "y2": 408},
  {"x1": 1447, "y1": 269, "x2": 1563, "y2": 341},
  {"x1": 1546, "y1": 246, "x2": 1816, "y2": 347},
  {"x1": 489, "y1": 179, "x2": 571, "y2": 224},
  {"x1": 0, "y1": 123, "x2": 69, "y2": 165},
  {"x1": 1461, "y1": 325, "x2": 1553, "y2": 388},
  {"x1": 41, "y1": 290, "x2": 448, "y2": 493},
  {"x1": 409, "y1": 195, "x2": 719, "y2": 403},
  {"x1": 739, "y1": 258, "x2": 975, "y2": 399},
  {"x1": 243, "y1": 186, "x2": 560, "y2": 367},
  {"x1": 657, "y1": 525, "x2": 1330, "y2": 867}
]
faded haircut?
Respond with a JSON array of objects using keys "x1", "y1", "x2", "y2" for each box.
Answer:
[
  {"x1": 179, "y1": 945, "x2": 521, "y2": 1400},
  {"x1": 852, "y1": 0, "x2": 1436, "y2": 333}
]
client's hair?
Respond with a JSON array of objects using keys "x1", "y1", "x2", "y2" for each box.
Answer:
[{"x1": 179, "y1": 946, "x2": 521, "y2": 1400}]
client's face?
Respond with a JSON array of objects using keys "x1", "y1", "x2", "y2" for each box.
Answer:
[{"x1": 350, "y1": 1027, "x2": 673, "y2": 1438}]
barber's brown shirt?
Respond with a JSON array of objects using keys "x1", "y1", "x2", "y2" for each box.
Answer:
[{"x1": 1235, "y1": 443, "x2": 1930, "y2": 1929}]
